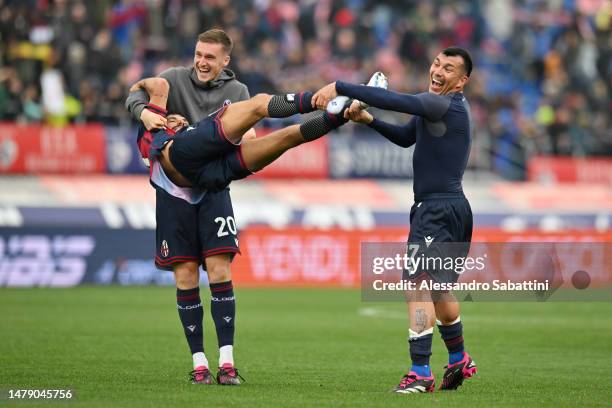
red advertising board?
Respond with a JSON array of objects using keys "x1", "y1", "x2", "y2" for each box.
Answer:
[
  {"x1": 231, "y1": 227, "x2": 612, "y2": 287},
  {"x1": 528, "y1": 156, "x2": 612, "y2": 184},
  {"x1": 0, "y1": 123, "x2": 106, "y2": 173},
  {"x1": 251, "y1": 128, "x2": 328, "y2": 179}
]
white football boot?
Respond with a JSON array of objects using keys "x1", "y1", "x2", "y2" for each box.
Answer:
[{"x1": 326, "y1": 71, "x2": 389, "y2": 114}]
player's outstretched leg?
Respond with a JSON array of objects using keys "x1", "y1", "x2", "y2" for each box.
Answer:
[
  {"x1": 170, "y1": 107, "x2": 350, "y2": 192},
  {"x1": 219, "y1": 92, "x2": 317, "y2": 144},
  {"x1": 394, "y1": 298, "x2": 436, "y2": 394},
  {"x1": 435, "y1": 299, "x2": 477, "y2": 390},
  {"x1": 220, "y1": 71, "x2": 387, "y2": 144},
  {"x1": 240, "y1": 108, "x2": 348, "y2": 172}
]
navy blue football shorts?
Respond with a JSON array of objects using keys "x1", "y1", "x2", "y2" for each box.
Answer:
[
  {"x1": 169, "y1": 106, "x2": 251, "y2": 191},
  {"x1": 403, "y1": 193, "x2": 473, "y2": 284},
  {"x1": 154, "y1": 186, "x2": 240, "y2": 271}
]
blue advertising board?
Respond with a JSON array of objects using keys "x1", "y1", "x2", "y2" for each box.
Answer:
[
  {"x1": 328, "y1": 132, "x2": 414, "y2": 179},
  {"x1": 105, "y1": 126, "x2": 148, "y2": 174},
  {"x1": 0, "y1": 227, "x2": 209, "y2": 287}
]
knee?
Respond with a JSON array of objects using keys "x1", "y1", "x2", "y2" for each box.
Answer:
[
  {"x1": 252, "y1": 93, "x2": 271, "y2": 116},
  {"x1": 437, "y1": 316, "x2": 459, "y2": 325},
  {"x1": 253, "y1": 93, "x2": 271, "y2": 101},
  {"x1": 433, "y1": 295, "x2": 460, "y2": 324},
  {"x1": 173, "y1": 262, "x2": 200, "y2": 289},
  {"x1": 206, "y1": 255, "x2": 232, "y2": 283}
]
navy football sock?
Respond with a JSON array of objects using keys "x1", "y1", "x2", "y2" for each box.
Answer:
[
  {"x1": 210, "y1": 281, "x2": 236, "y2": 347},
  {"x1": 267, "y1": 92, "x2": 316, "y2": 117},
  {"x1": 438, "y1": 319, "x2": 465, "y2": 364},
  {"x1": 176, "y1": 287, "x2": 204, "y2": 354},
  {"x1": 299, "y1": 110, "x2": 348, "y2": 141},
  {"x1": 409, "y1": 330, "x2": 433, "y2": 376}
]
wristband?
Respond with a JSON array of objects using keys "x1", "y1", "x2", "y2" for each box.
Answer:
[{"x1": 146, "y1": 103, "x2": 167, "y2": 117}]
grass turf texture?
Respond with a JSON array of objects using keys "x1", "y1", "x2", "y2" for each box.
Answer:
[{"x1": 1, "y1": 287, "x2": 611, "y2": 407}]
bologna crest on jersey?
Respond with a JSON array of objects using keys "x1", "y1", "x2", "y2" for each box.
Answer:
[{"x1": 161, "y1": 240, "x2": 169, "y2": 257}]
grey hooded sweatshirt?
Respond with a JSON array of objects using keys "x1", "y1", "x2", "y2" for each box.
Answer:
[{"x1": 125, "y1": 67, "x2": 250, "y2": 124}]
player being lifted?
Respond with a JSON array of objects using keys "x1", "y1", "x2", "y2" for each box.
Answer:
[
  {"x1": 131, "y1": 72, "x2": 386, "y2": 384},
  {"x1": 313, "y1": 47, "x2": 477, "y2": 393},
  {"x1": 132, "y1": 78, "x2": 352, "y2": 189}
]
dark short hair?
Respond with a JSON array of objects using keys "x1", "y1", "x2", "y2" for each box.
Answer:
[
  {"x1": 441, "y1": 47, "x2": 473, "y2": 77},
  {"x1": 197, "y1": 29, "x2": 233, "y2": 54}
]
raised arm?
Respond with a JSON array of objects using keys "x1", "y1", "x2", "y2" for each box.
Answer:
[
  {"x1": 129, "y1": 77, "x2": 169, "y2": 108},
  {"x1": 127, "y1": 77, "x2": 170, "y2": 130},
  {"x1": 125, "y1": 87, "x2": 149, "y2": 121},
  {"x1": 345, "y1": 101, "x2": 416, "y2": 148},
  {"x1": 368, "y1": 117, "x2": 417, "y2": 148},
  {"x1": 313, "y1": 81, "x2": 450, "y2": 122}
]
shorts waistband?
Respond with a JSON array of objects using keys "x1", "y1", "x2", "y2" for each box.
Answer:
[{"x1": 414, "y1": 192, "x2": 465, "y2": 201}]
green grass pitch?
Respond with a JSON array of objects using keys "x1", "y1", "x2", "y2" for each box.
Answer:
[{"x1": 1, "y1": 287, "x2": 611, "y2": 407}]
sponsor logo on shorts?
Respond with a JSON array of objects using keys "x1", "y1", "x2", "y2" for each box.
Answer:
[
  {"x1": 223, "y1": 99, "x2": 232, "y2": 106},
  {"x1": 187, "y1": 325, "x2": 196, "y2": 332},
  {"x1": 161, "y1": 240, "x2": 169, "y2": 257},
  {"x1": 223, "y1": 316, "x2": 232, "y2": 323},
  {"x1": 286, "y1": 93, "x2": 295, "y2": 102}
]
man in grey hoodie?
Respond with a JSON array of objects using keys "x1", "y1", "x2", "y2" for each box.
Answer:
[{"x1": 125, "y1": 29, "x2": 253, "y2": 386}]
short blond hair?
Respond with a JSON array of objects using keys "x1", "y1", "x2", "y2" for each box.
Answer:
[{"x1": 197, "y1": 29, "x2": 233, "y2": 54}]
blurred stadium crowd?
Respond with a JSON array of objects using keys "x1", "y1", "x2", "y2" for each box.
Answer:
[{"x1": 0, "y1": 0, "x2": 610, "y2": 176}]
